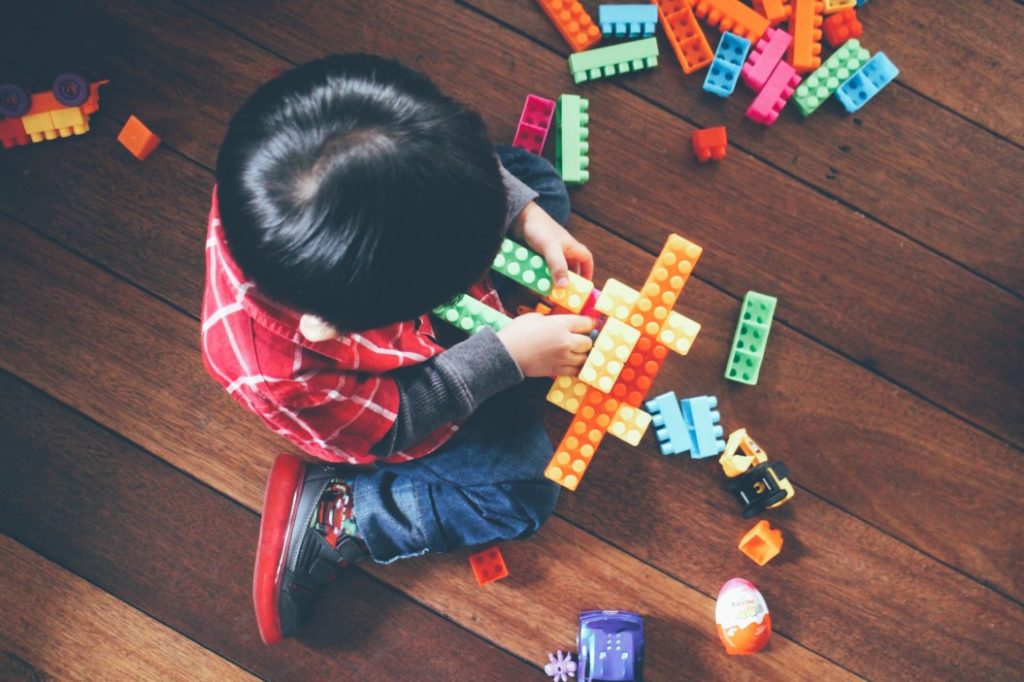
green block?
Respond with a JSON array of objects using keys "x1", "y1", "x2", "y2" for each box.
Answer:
[
  {"x1": 725, "y1": 291, "x2": 777, "y2": 385},
  {"x1": 567, "y1": 37, "x2": 659, "y2": 84},
  {"x1": 492, "y1": 238, "x2": 554, "y2": 296},
  {"x1": 793, "y1": 39, "x2": 872, "y2": 117},
  {"x1": 555, "y1": 94, "x2": 590, "y2": 185},
  {"x1": 433, "y1": 293, "x2": 510, "y2": 335}
]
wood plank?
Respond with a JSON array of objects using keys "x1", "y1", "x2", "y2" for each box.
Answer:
[
  {"x1": 0, "y1": 373, "x2": 540, "y2": 681},
  {"x1": 465, "y1": 0, "x2": 1024, "y2": 295},
  {"x1": 0, "y1": 536, "x2": 257, "y2": 682}
]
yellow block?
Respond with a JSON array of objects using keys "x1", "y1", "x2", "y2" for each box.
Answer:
[{"x1": 579, "y1": 318, "x2": 640, "y2": 393}]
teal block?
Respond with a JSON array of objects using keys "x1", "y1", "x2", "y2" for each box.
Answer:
[
  {"x1": 567, "y1": 37, "x2": 659, "y2": 84},
  {"x1": 725, "y1": 291, "x2": 777, "y2": 385},
  {"x1": 433, "y1": 293, "x2": 510, "y2": 335},
  {"x1": 793, "y1": 39, "x2": 871, "y2": 116}
]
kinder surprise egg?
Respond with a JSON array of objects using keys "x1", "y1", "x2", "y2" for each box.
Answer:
[{"x1": 715, "y1": 578, "x2": 771, "y2": 655}]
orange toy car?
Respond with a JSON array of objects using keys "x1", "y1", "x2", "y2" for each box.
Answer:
[{"x1": 0, "y1": 72, "x2": 108, "y2": 149}]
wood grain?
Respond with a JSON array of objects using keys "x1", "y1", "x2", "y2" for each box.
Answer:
[{"x1": 0, "y1": 537, "x2": 258, "y2": 682}]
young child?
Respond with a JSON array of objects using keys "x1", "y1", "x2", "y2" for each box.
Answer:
[{"x1": 201, "y1": 54, "x2": 596, "y2": 644}]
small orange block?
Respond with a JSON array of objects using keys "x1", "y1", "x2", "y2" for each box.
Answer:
[
  {"x1": 822, "y1": 8, "x2": 862, "y2": 48},
  {"x1": 653, "y1": 0, "x2": 714, "y2": 74},
  {"x1": 739, "y1": 520, "x2": 783, "y2": 565},
  {"x1": 469, "y1": 547, "x2": 509, "y2": 585},
  {"x1": 752, "y1": 0, "x2": 791, "y2": 25},
  {"x1": 692, "y1": 126, "x2": 727, "y2": 162},
  {"x1": 117, "y1": 115, "x2": 161, "y2": 160},
  {"x1": 788, "y1": 0, "x2": 824, "y2": 73},
  {"x1": 536, "y1": 0, "x2": 602, "y2": 52}
]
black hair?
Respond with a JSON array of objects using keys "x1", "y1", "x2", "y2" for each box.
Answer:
[{"x1": 216, "y1": 54, "x2": 507, "y2": 331}]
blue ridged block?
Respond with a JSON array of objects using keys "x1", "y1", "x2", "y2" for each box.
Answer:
[
  {"x1": 645, "y1": 391, "x2": 689, "y2": 456},
  {"x1": 703, "y1": 32, "x2": 751, "y2": 97},
  {"x1": 599, "y1": 4, "x2": 658, "y2": 38},
  {"x1": 836, "y1": 52, "x2": 899, "y2": 113},
  {"x1": 681, "y1": 395, "x2": 725, "y2": 459}
]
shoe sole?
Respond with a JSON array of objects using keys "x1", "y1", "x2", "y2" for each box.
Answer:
[{"x1": 253, "y1": 453, "x2": 305, "y2": 645}]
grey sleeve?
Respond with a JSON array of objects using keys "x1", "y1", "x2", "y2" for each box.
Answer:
[
  {"x1": 370, "y1": 328, "x2": 524, "y2": 457},
  {"x1": 500, "y1": 164, "x2": 538, "y2": 229}
]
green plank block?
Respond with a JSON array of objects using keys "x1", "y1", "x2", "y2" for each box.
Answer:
[
  {"x1": 492, "y1": 238, "x2": 554, "y2": 296},
  {"x1": 567, "y1": 37, "x2": 659, "y2": 84},
  {"x1": 555, "y1": 94, "x2": 590, "y2": 185},
  {"x1": 724, "y1": 291, "x2": 777, "y2": 385},
  {"x1": 433, "y1": 293, "x2": 511, "y2": 335},
  {"x1": 793, "y1": 39, "x2": 872, "y2": 116}
]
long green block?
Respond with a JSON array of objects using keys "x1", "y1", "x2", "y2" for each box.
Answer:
[
  {"x1": 555, "y1": 94, "x2": 590, "y2": 185},
  {"x1": 433, "y1": 293, "x2": 510, "y2": 335},
  {"x1": 793, "y1": 39, "x2": 872, "y2": 116},
  {"x1": 492, "y1": 238, "x2": 554, "y2": 296},
  {"x1": 724, "y1": 291, "x2": 777, "y2": 385},
  {"x1": 567, "y1": 37, "x2": 659, "y2": 84}
]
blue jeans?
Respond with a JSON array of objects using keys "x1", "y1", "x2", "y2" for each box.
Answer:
[{"x1": 353, "y1": 146, "x2": 570, "y2": 563}]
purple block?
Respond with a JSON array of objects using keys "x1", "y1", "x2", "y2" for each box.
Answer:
[
  {"x1": 746, "y1": 61, "x2": 802, "y2": 126},
  {"x1": 741, "y1": 27, "x2": 793, "y2": 92}
]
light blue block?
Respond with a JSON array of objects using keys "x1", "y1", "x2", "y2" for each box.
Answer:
[
  {"x1": 703, "y1": 32, "x2": 751, "y2": 97},
  {"x1": 645, "y1": 391, "x2": 690, "y2": 456},
  {"x1": 681, "y1": 395, "x2": 725, "y2": 459},
  {"x1": 599, "y1": 4, "x2": 658, "y2": 38},
  {"x1": 836, "y1": 52, "x2": 899, "y2": 113},
  {"x1": 856, "y1": 0, "x2": 868, "y2": 6}
]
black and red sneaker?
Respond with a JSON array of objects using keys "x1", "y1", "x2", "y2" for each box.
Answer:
[{"x1": 253, "y1": 454, "x2": 366, "y2": 644}]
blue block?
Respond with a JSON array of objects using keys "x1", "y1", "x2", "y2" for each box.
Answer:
[
  {"x1": 599, "y1": 4, "x2": 658, "y2": 38},
  {"x1": 645, "y1": 391, "x2": 690, "y2": 456},
  {"x1": 681, "y1": 395, "x2": 725, "y2": 459},
  {"x1": 703, "y1": 32, "x2": 751, "y2": 97},
  {"x1": 856, "y1": 0, "x2": 868, "y2": 5},
  {"x1": 836, "y1": 52, "x2": 899, "y2": 113}
]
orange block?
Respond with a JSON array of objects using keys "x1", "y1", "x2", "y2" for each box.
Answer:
[
  {"x1": 653, "y1": 0, "x2": 714, "y2": 74},
  {"x1": 788, "y1": 0, "x2": 824, "y2": 73},
  {"x1": 624, "y1": 235, "x2": 701, "y2": 337},
  {"x1": 689, "y1": 0, "x2": 770, "y2": 42},
  {"x1": 692, "y1": 126, "x2": 727, "y2": 162},
  {"x1": 738, "y1": 520, "x2": 784, "y2": 565},
  {"x1": 117, "y1": 115, "x2": 161, "y2": 160},
  {"x1": 535, "y1": 0, "x2": 602, "y2": 52},
  {"x1": 822, "y1": 8, "x2": 862, "y2": 48},
  {"x1": 752, "y1": 0, "x2": 791, "y2": 25},
  {"x1": 468, "y1": 547, "x2": 509, "y2": 585},
  {"x1": 545, "y1": 387, "x2": 619, "y2": 490}
]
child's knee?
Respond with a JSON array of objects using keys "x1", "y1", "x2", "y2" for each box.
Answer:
[{"x1": 501, "y1": 479, "x2": 560, "y2": 537}]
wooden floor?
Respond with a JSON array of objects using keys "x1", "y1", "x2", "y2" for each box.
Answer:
[{"x1": 1, "y1": 1, "x2": 1021, "y2": 680}]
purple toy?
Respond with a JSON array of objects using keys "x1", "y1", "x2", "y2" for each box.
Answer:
[{"x1": 545, "y1": 650, "x2": 578, "y2": 681}]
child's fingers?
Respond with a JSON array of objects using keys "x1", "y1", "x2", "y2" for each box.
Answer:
[
  {"x1": 569, "y1": 335, "x2": 593, "y2": 355},
  {"x1": 540, "y1": 241, "x2": 571, "y2": 287},
  {"x1": 561, "y1": 315, "x2": 596, "y2": 334},
  {"x1": 558, "y1": 365, "x2": 583, "y2": 376},
  {"x1": 564, "y1": 241, "x2": 594, "y2": 280}
]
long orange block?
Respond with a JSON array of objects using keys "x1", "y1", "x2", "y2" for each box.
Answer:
[
  {"x1": 788, "y1": 0, "x2": 824, "y2": 72},
  {"x1": 536, "y1": 0, "x2": 602, "y2": 52},
  {"x1": 652, "y1": 0, "x2": 714, "y2": 74},
  {"x1": 752, "y1": 0, "x2": 790, "y2": 25},
  {"x1": 689, "y1": 0, "x2": 770, "y2": 42}
]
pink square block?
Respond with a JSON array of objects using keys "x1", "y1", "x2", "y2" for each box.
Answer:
[
  {"x1": 512, "y1": 94, "x2": 555, "y2": 155},
  {"x1": 746, "y1": 61, "x2": 802, "y2": 126}
]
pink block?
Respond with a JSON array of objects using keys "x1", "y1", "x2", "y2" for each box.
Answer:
[
  {"x1": 746, "y1": 61, "x2": 801, "y2": 126},
  {"x1": 741, "y1": 27, "x2": 793, "y2": 92},
  {"x1": 512, "y1": 94, "x2": 555, "y2": 155}
]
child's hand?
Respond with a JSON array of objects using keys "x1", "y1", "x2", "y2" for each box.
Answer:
[
  {"x1": 512, "y1": 202, "x2": 594, "y2": 288},
  {"x1": 497, "y1": 313, "x2": 595, "y2": 377}
]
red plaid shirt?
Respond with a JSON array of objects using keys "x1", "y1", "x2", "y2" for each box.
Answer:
[{"x1": 200, "y1": 190, "x2": 503, "y2": 464}]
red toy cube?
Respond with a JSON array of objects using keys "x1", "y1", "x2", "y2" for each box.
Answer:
[
  {"x1": 469, "y1": 547, "x2": 509, "y2": 585},
  {"x1": 692, "y1": 126, "x2": 728, "y2": 162},
  {"x1": 822, "y1": 9, "x2": 862, "y2": 49}
]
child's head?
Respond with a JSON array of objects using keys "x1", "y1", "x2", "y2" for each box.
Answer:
[{"x1": 217, "y1": 54, "x2": 507, "y2": 332}]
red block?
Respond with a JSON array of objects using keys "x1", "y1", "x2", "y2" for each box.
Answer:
[
  {"x1": 822, "y1": 9, "x2": 862, "y2": 48},
  {"x1": 692, "y1": 126, "x2": 727, "y2": 162},
  {"x1": 469, "y1": 547, "x2": 509, "y2": 585}
]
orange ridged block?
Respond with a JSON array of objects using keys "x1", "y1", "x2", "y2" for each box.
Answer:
[
  {"x1": 788, "y1": 0, "x2": 824, "y2": 73},
  {"x1": 545, "y1": 387, "x2": 619, "y2": 491},
  {"x1": 752, "y1": 0, "x2": 791, "y2": 25},
  {"x1": 536, "y1": 0, "x2": 602, "y2": 52},
  {"x1": 652, "y1": 0, "x2": 714, "y2": 74},
  {"x1": 688, "y1": 0, "x2": 770, "y2": 42},
  {"x1": 623, "y1": 235, "x2": 702, "y2": 338}
]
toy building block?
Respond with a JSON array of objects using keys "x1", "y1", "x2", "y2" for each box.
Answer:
[
  {"x1": 792, "y1": 39, "x2": 871, "y2": 116},
  {"x1": 652, "y1": 0, "x2": 714, "y2": 74},
  {"x1": 607, "y1": 403, "x2": 652, "y2": 445},
  {"x1": 823, "y1": 0, "x2": 855, "y2": 13},
  {"x1": 741, "y1": 27, "x2": 793, "y2": 92},
  {"x1": 468, "y1": 547, "x2": 509, "y2": 585},
  {"x1": 752, "y1": 0, "x2": 790, "y2": 25},
  {"x1": 681, "y1": 395, "x2": 724, "y2": 458},
  {"x1": 579, "y1": 318, "x2": 641, "y2": 393},
  {"x1": 822, "y1": 8, "x2": 862, "y2": 48},
  {"x1": 835, "y1": 52, "x2": 899, "y2": 113},
  {"x1": 689, "y1": 0, "x2": 771, "y2": 42},
  {"x1": 703, "y1": 33, "x2": 750, "y2": 97},
  {"x1": 512, "y1": 94, "x2": 556, "y2": 155},
  {"x1": 657, "y1": 308, "x2": 700, "y2": 355},
  {"x1": 555, "y1": 94, "x2": 590, "y2": 185},
  {"x1": 0, "y1": 117, "x2": 30, "y2": 149},
  {"x1": 12, "y1": 77, "x2": 109, "y2": 145},
  {"x1": 536, "y1": 0, "x2": 603, "y2": 52},
  {"x1": 567, "y1": 37, "x2": 660, "y2": 84},
  {"x1": 579, "y1": 287, "x2": 605, "y2": 323},
  {"x1": 720, "y1": 428, "x2": 768, "y2": 477},
  {"x1": 546, "y1": 388, "x2": 619, "y2": 490},
  {"x1": 433, "y1": 294, "x2": 511, "y2": 335},
  {"x1": 548, "y1": 375, "x2": 591, "y2": 414},
  {"x1": 746, "y1": 61, "x2": 801, "y2": 126},
  {"x1": 623, "y1": 234, "x2": 701, "y2": 337},
  {"x1": 599, "y1": 4, "x2": 658, "y2": 38},
  {"x1": 492, "y1": 238, "x2": 555, "y2": 297},
  {"x1": 645, "y1": 391, "x2": 690, "y2": 455},
  {"x1": 739, "y1": 520, "x2": 783, "y2": 565},
  {"x1": 787, "y1": 0, "x2": 824, "y2": 73},
  {"x1": 550, "y1": 271, "x2": 597, "y2": 313},
  {"x1": 692, "y1": 126, "x2": 728, "y2": 162},
  {"x1": 117, "y1": 115, "x2": 161, "y2": 160},
  {"x1": 725, "y1": 291, "x2": 777, "y2": 383},
  {"x1": 726, "y1": 461, "x2": 795, "y2": 517},
  {"x1": 597, "y1": 278, "x2": 701, "y2": 355},
  {"x1": 856, "y1": 0, "x2": 868, "y2": 5}
]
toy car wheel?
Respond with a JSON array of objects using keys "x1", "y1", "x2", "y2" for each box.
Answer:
[
  {"x1": 0, "y1": 84, "x2": 30, "y2": 118},
  {"x1": 52, "y1": 72, "x2": 90, "y2": 107}
]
